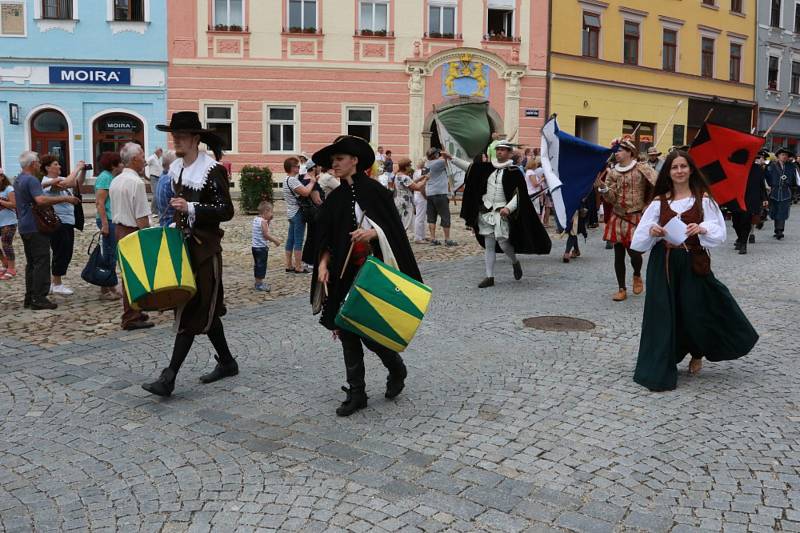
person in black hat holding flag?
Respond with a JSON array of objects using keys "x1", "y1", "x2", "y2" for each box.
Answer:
[
  {"x1": 765, "y1": 147, "x2": 798, "y2": 240},
  {"x1": 141, "y1": 111, "x2": 237, "y2": 397},
  {"x1": 311, "y1": 135, "x2": 421, "y2": 416},
  {"x1": 731, "y1": 150, "x2": 769, "y2": 254}
]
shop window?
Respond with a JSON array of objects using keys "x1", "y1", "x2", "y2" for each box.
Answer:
[
  {"x1": 42, "y1": 0, "x2": 72, "y2": 19},
  {"x1": 701, "y1": 37, "x2": 715, "y2": 78},
  {"x1": 792, "y1": 61, "x2": 800, "y2": 94},
  {"x1": 345, "y1": 107, "x2": 376, "y2": 143},
  {"x1": 428, "y1": 3, "x2": 455, "y2": 38},
  {"x1": 214, "y1": 0, "x2": 243, "y2": 29},
  {"x1": 203, "y1": 103, "x2": 236, "y2": 152},
  {"x1": 768, "y1": 56, "x2": 780, "y2": 90},
  {"x1": 93, "y1": 113, "x2": 144, "y2": 168},
  {"x1": 771, "y1": 0, "x2": 782, "y2": 27},
  {"x1": 359, "y1": 1, "x2": 388, "y2": 34},
  {"x1": 582, "y1": 12, "x2": 600, "y2": 58},
  {"x1": 729, "y1": 42, "x2": 741, "y2": 82},
  {"x1": 114, "y1": 0, "x2": 144, "y2": 21},
  {"x1": 663, "y1": 29, "x2": 677, "y2": 72},
  {"x1": 0, "y1": 2, "x2": 25, "y2": 36},
  {"x1": 288, "y1": 0, "x2": 316, "y2": 31},
  {"x1": 267, "y1": 105, "x2": 297, "y2": 153},
  {"x1": 623, "y1": 21, "x2": 639, "y2": 65}
]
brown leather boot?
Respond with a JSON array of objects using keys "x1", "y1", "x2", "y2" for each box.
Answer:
[
  {"x1": 612, "y1": 288, "x2": 627, "y2": 302},
  {"x1": 632, "y1": 275, "x2": 644, "y2": 295}
]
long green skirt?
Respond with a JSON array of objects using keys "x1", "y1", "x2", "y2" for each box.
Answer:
[{"x1": 634, "y1": 243, "x2": 758, "y2": 391}]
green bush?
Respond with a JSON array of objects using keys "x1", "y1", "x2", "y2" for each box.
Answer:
[{"x1": 239, "y1": 165, "x2": 273, "y2": 214}]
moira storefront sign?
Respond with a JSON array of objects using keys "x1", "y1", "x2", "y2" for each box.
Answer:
[{"x1": 49, "y1": 66, "x2": 131, "y2": 85}]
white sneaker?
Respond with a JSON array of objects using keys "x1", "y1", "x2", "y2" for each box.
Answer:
[{"x1": 52, "y1": 284, "x2": 74, "y2": 295}]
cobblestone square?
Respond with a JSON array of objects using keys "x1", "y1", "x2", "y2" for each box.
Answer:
[{"x1": 1, "y1": 219, "x2": 798, "y2": 532}]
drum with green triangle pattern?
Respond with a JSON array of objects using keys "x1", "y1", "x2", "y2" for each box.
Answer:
[
  {"x1": 335, "y1": 256, "x2": 432, "y2": 352},
  {"x1": 117, "y1": 227, "x2": 196, "y2": 311}
]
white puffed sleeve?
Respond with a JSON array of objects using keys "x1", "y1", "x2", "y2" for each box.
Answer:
[
  {"x1": 699, "y1": 197, "x2": 726, "y2": 249},
  {"x1": 631, "y1": 200, "x2": 662, "y2": 252},
  {"x1": 450, "y1": 157, "x2": 472, "y2": 172}
]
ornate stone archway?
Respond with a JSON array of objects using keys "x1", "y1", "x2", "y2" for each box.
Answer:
[{"x1": 406, "y1": 47, "x2": 525, "y2": 160}]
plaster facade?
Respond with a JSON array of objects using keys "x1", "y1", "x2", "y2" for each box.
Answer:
[{"x1": 168, "y1": 0, "x2": 549, "y2": 179}]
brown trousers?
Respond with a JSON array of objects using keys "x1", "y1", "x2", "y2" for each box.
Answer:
[{"x1": 115, "y1": 224, "x2": 148, "y2": 328}]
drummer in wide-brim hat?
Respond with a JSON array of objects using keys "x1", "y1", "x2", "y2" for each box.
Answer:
[
  {"x1": 310, "y1": 134, "x2": 421, "y2": 417},
  {"x1": 156, "y1": 111, "x2": 225, "y2": 161},
  {"x1": 141, "y1": 111, "x2": 237, "y2": 398}
]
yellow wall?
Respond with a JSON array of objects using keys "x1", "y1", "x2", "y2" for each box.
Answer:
[
  {"x1": 550, "y1": 0, "x2": 756, "y2": 101},
  {"x1": 551, "y1": 79, "x2": 688, "y2": 151}
]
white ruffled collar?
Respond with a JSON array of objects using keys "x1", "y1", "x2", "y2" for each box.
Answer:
[
  {"x1": 169, "y1": 151, "x2": 218, "y2": 191},
  {"x1": 491, "y1": 158, "x2": 515, "y2": 170},
  {"x1": 614, "y1": 161, "x2": 637, "y2": 173}
]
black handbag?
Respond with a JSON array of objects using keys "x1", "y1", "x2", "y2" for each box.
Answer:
[
  {"x1": 81, "y1": 232, "x2": 118, "y2": 287},
  {"x1": 72, "y1": 188, "x2": 85, "y2": 231},
  {"x1": 287, "y1": 178, "x2": 320, "y2": 223}
]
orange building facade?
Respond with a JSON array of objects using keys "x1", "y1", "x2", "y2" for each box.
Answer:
[{"x1": 168, "y1": 0, "x2": 549, "y2": 179}]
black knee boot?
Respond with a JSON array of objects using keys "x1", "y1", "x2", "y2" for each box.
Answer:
[
  {"x1": 200, "y1": 318, "x2": 239, "y2": 384},
  {"x1": 337, "y1": 332, "x2": 368, "y2": 416}
]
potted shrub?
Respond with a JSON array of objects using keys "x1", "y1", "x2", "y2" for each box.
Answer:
[
  {"x1": 442, "y1": 32, "x2": 455, "y2": 39},
  {"x1": 303, "y1": 26, "x2": 317, "y2": 33},
  {"x1": 239, "y1": 165, "x2": 274, "y2": 214},
  {"x1": 289, "y1": 26, "x2": 303, "y2": 33},
  {"x1": 374, "y1": 29, "x2": 387, "y2": 37},
  {"x1": 229, "y1": 24, "x2": 242, "y2": 32},
  {"x1": 429, "y1": 31, "x2": 441, "y2": 38},
  {"x1": 214, "y1": 23, "x2": 228, "y2": 31},
  {"x1": 360, "y1": 29, "x2": 374, "y2": 36}
]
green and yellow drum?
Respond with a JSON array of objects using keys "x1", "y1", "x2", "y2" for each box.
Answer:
[
  {"x1": 336, "y1": 256, "x2": 432, "y2": 352},
  {"x1": 117, "y1": 227, "x2": 196, "y2": 311}
]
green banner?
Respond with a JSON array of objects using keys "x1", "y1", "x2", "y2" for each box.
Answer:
[{"x1": 435, "y1": 102, "x2": 492, "y2": 158}]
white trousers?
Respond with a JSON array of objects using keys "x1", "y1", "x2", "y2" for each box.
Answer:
[
  {"x1": 484, "y1": 235, "x2": 517, "y2": 278},
  {"x1": 413, "y1": 192, "x2": 427, "y2": 241}
]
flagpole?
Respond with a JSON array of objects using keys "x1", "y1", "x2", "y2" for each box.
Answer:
[
  {"x1": 432, "y1": 104, "x2": 459, "y2": 204},
  {"x1": 690, "y1": 108, "x2": 715, "y2": 145},
  {"x1": 654, "y1": 99, "x2": 684, "y2": 150},
  {"x1": 762, "y1": 102, "x2": 792, "y2": 138}
]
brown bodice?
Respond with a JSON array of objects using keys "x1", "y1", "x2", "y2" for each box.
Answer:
[{"x1": 658, "y1": 196, "x2": 703, "y2": 247}]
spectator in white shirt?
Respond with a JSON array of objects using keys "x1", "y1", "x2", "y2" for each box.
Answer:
[{"x1": 145, "y1": 147, "x2": 163, "y2": 214}]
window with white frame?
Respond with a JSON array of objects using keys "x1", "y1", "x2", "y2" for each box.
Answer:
[
  {"x1": 345, "y1": 107, "x2": 376, "y2": 143},
  {"x1": 487, "y1": 0, "x2": 514, "y2": 39},
  {"x1": 729, "y1": 41, "x2": 742, "y2": 82},
  {"x1": 360, "y1": 1, "x2": 388, "y2": 33},
  {"x1": 792, "y1": 60, "x2": 800, "y2": 94},
  {"x1": 428, "y1": 2, "x2": 455, "y2": 37},
  {"x1": 42, "y1": 0, "x2": 72, "y2": 19},
  {"x1": 267, "y1": 105, "x2": 297, "y2": 153},
  {"x1": 768, "y1": 55, "x2": 780, "y2": 90},
  {"x1": 203, "y1": 103, "x2": 236, "y2": 152},
  {"x1": 795, "y1": 1, "x2": 800, "y2": 32},
  {"x1": 701, "y1": 36, "x2": 715, "y2": 78},
  {"x1": 0, "y1": 2, "x2": 25, "y2": 35},
  {"x1": 214, "y1": 0, "x2": 243, "y2": 27},
  {"x1": 771, "y1": 0, "x2": 782, "y2": 27},
  {"x1": 114, "y1": 0, "x2": 144, "y2": 21},
  {"x1": 288, "y1": 0, "x2": 316, "y2": 30}
]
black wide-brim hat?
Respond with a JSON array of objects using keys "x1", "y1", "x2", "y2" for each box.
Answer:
[
  {"x1": 312, "y1": 135, "x2": 375, "y2": 173},
  {"x1": 775, "y1": 147, "x2": 795, "y2": 157},
  {"x1": 156, "y1": 111, "x2": 224, "y2": 150}
]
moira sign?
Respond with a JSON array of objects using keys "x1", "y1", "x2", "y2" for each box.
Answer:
[{"x1": 49, "y1": 66, "x2": 131, "y2": 85}]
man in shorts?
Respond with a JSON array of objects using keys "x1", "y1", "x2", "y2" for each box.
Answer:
[{"x1": 424, "y1": 148, "x2": 457, "y2": 246}]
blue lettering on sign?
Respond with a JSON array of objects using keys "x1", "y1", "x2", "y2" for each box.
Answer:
[{"x1": 49, "y1": 66, "x2": 131, "y2": 85}]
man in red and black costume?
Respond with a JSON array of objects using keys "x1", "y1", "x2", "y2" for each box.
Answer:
[{"x1": 142, "y1": 112, "x2": 237, "y2": 397}]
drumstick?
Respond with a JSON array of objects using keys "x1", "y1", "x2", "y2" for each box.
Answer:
[{"x1": 340, "y1": 209, "x2": 367, "y2": 280}]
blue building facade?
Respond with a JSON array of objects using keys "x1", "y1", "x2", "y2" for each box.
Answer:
[{"x1": 0, "y1": 0, "x2": 167, "y2": 177}]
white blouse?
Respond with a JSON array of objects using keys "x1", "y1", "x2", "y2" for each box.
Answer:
[{"x1": 631, "y1": 197, "x2": 726, "y2": 253}]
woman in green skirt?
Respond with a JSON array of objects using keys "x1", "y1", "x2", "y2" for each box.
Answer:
[{"x1": 631, "y1": 151, "x2": 758, "y2": 392}]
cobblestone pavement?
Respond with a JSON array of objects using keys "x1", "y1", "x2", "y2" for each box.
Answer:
[
  {"x1": 1, "y1": 218, "x2": 798, "y2": 532},
  {"x1": 0, "y1": 201, "x2": 482, "y2": 348}
]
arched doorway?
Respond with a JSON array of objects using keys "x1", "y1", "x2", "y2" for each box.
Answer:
[
  {"x1": 93, "y1": 113, "x2": 144, "y2": 167},
  {"x1": 30, "y1": 109, "x2": 70, "y2": 176}
]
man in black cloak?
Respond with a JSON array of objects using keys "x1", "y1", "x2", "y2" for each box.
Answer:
[
  {"x1": 453, "y1": 141, "x2": 551, "y2": 288},
  {"x1": 311, "y1": 135, "x2": 422, "y2": 417}
]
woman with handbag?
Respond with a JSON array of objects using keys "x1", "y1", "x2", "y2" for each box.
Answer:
[
  {"x1": 40, "y1": 155, "x2": 86, "y2": 296},
  {"x1": 630, "y1": 150, "x2": 758, "y2": 392},
  {"x1": 282, "y1": 156, "x2": 316, "y2": 274}
]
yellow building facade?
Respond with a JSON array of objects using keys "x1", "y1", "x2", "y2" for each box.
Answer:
[{"x1": 549, "y1": 0, "x2": 756, "y2": 152}]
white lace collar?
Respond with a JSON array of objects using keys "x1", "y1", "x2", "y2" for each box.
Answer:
[
  {"x1": 169, "y1": 151, "x2": 218, "y2": 191},
  {"x1": 614, "y1": 161, "x2": 637, "y2": 173},
  {"x1": 491, "y1": 158, "x2": 515, "y2": 170}
]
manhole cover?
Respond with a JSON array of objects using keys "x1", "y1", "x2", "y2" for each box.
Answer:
[{"x1": 523, "y1": 316, "x2": 596, "y2": 332}]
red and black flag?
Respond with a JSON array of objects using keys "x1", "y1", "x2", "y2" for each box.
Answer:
[{"x1": 689, "y1": 122, "x2": 765, "y2": 210}]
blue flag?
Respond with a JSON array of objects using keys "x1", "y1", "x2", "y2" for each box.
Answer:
[{"x1": 540, "y1": 117, "x2": 614, "y2": 230}]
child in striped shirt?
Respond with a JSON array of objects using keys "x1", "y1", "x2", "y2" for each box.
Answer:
[{"x1": 252, "y1": 201, "x2": 281, "y2": 291}]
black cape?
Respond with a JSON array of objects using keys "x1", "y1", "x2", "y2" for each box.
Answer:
[
  {"x1": 311, "y1": 174, "x2": 422, "y2": 331},
  {"x1": 459, "y1": 162, "x2": 551, "y2": 254}
]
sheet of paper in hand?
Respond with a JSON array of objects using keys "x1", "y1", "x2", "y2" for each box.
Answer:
[{"x1": 663, "y1": 216, "x2": 688, "y2": 246}]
